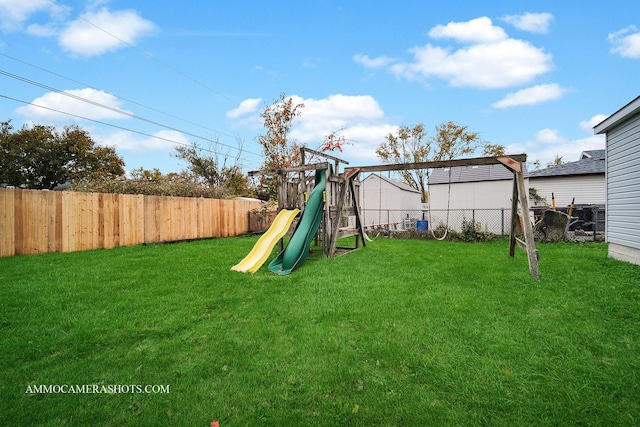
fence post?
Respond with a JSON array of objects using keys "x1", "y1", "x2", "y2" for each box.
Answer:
[{"x1": 501, "y1": 208, "x2": 505, "y2": 236}]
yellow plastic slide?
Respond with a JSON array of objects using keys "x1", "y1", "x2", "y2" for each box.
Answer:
[{"x1": 231, "y1": 209, "x2": 300, "y2": 273}]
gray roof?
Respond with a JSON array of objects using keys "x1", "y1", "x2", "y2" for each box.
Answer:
[
  {"x1": 363, "y1": 173, "x2": 420, "y2": 193},
  {"x1": 429, "y1": 163, "x2": 528, "y2": 185},
  {"x1": 528, "y1": 150, "x2": 605, "y2": 178}
]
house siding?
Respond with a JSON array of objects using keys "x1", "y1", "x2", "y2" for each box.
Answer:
[
  {"x1": 606, "y1": 115, "x2": 640, "y2": 250},
  {"x1": 529, "y1": 175, "x2": 605, "y2": 207}
]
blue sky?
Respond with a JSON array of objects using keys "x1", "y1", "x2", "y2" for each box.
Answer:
[{"x1": 2, "y1": 0, "x2": 640, "y2": 176}]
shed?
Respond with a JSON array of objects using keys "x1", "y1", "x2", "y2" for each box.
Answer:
[
  {"x1": 594, "y1": 94, "x2": 640, "y2": 266},
  {"x1": 360, "y1": 173, "x2": 422, "y2": 230}
]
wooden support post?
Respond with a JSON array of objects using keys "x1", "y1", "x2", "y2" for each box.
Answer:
[
  {"x1": 509, "y1": 174, "x2": 519, "y2": 257},
  {"x1": 277, "y1": 171, "x2": 285, "y2": 252},
  {"x1": 349, "y1": 173, "x2": 367, "y2": 248},
  {"x1": 322, "y1": 167, "x2": 331, "y2": 257},
  {"x1": 515, "y1": 168, "x2": 540, "y2": 278}
]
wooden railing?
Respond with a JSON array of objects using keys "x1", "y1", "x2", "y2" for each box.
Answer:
[{"x1": 0, "y1": 188, "x2": 261, "y2": 257}]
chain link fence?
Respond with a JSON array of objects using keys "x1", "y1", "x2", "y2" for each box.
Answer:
[
  {"x1": 362, "y1": 208, "x2": 514, "y2": 235},
  {"x1": 249, "y1": 206, "x2": 606, "y2": 239},
  {"x1": 362, "y1": 205, "x2": 606, "y2": 238}
]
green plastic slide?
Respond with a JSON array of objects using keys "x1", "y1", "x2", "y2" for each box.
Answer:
[{"x1": 269, "y1": 168, "x2": 327, "y2": 275}]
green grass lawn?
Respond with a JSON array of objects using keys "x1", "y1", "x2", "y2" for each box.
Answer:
[{"x1": 1, "y1": 237, "x2": 639, "y2": 426}]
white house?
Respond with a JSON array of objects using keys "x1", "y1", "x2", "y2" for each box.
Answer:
[
  {"x1": 594, "y1": 95, "x2": 640, "y2": 266},
  {"x1": 360, "y1": 173, "x2": 422, "y2": 230},
  {"x1": 428, "y1": 163, "x2": 529, "y2": 233},
  {"x1": 527, "y1": 150, "x2": 606, "y2": 208}
]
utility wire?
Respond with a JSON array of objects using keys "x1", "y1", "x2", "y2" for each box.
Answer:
[
  {"x1": 0, "y1": 52, "x2": 244, "y2": 142},
  {"x1": 0, "y1": 93, "x2": 244, "y2": 158},
  {"x1": 46, "y1": 0, "x2": 236, "y2": 103},
  {"x1": 0, "y1": 69, "x2": 263, "y2": 160}
]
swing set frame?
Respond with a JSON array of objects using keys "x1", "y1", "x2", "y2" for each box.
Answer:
[
  {"x1": 345, "y1": 153, "x2": 539, "y2": 278},
  {"x1": 251, "y1": 153, "x2": 539, "y2": 278}
]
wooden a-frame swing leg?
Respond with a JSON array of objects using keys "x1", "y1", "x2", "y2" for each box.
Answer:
[
  {"x1": 509, "y1": 175, "x2": 519, "y2": 258},
  {"x1": 515, "y1": 169, "x2": 540, "y2": 278},
  {"x1": 507, "y1": 170, "x2": 540, "y2": 279},
  {"x1": 499, "y1": 157, "x2": 540, "y2": 279}
]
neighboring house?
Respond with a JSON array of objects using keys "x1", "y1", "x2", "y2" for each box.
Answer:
[
  {"x1": 527, "y1": 150, "x2": 606, "y2": 208},
  {"x1": 594, "y1": 94, "x2": 640, "y2": 266},
  {"x1": 428, "y1": 163, "x2": 529, "y2": 233},
  {"x1": 360, "y1": 173, "x2": 422, "y2": 229}
]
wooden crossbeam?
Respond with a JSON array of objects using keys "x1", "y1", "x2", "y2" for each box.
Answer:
[
  {"x1": 347, "y1": 154, "x2": 527, "y2": 173},
  {"x1": 514, "y1": 237, "x2": 540, "y2": 260}
]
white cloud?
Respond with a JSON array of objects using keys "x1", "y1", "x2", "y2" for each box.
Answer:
[
  {"x1": 291, "y1": 94, "x2": 395, "y2": 164},
  {"x1": 500, "y1": 12, "x2": 554, "y2": 34},
  {"x1": 339, "y1": 124, "x2": 399, "y2": 164},
  {"x1": 353, "y1": 53, "x2": 397, "y2": 68},
  {"x1": 226, "y1": 98, "x2": 262, "y2": 119},
  {"x1": 391, "y1": 38, "x2": 552, "y2": 89},
  {"x1": 581, "y1": 114, "x2": 608, "y2": 133},
  {"x1": 608, "y1": 26, "x2": 640, "y2": 59},
  {"x1": 59, "y1": 7, "x2": 156, "y2": 56},
  {"x1": 535, "y1": 128, "x2": 567, "y2": 144},
  {"x1": 229, "y1": 93, "x2": 395, "y2": 164},
  {"x1": 0, "y1": 0, "x2": 55, "y2": 31},
  {"x1": 0, "y1": 1, "x2": 156, "y2": 57},
  {"x1": 428, "y1": 17, "x2": 507, "y2": 44},
  {"x1": 26, "y1": 22, "x2": 59, "y2": 37},
  {"x1": 506, "y1": 124, "x2": 605, "y2": 167},
  {"x1": 374, "y1": 17, "x2": 552, "y2": 89},
  {"x1": 493, "y1": 83, "x2": 569, "y2": 108},
  {"x1": 16, "y1": 88, "x2": 132, "y2": 123}
]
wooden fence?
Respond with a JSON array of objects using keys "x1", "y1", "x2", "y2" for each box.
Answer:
[{"x1": 0, "y1": 188, "x2": 262, "y2": 257}]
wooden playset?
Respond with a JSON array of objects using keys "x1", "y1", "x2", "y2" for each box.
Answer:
[{"x1": 246, "y1": 151, "x2": 540, "y2": 278}]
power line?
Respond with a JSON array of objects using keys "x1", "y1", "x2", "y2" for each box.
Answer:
[
  {"x1": 0, "y1": 69, "x2": 263, "y2": 159},
  {"x1": 0, "y1": 93, "x2": 246, "y2": 159},
  {"x1": 46, "y1": 0, "x2": 236, "y2": 103},
  {"x1": 0, "y1": 52, "x2": 245, "y2": 142}
]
